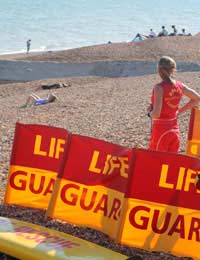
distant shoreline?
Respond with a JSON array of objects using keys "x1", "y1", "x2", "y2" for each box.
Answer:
[
  {"x1": 0, "y1": 43, "x2": 105, "y2": 60},
  {"x1": 0, "y1": 36, "x2": 200, "y2": 82},
  {"x1": 0, "y1": 48, "x2": 69, "y2": 57},
  {"x1": 0, "y1": 32, "x2": 200, "y2": 61},
  {"x1": 0, "y1": 49, "x2": 68, "y2": 60}
]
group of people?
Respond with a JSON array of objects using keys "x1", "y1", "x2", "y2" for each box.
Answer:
[
  {"x1": 132, "y1": 25, "x2": 191, "y2": 42},
  {"x1": 156, "y1": 25, "x2": 191, "y2": 37}
]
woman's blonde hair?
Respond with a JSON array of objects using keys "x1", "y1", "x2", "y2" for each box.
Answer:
[{"x1": 158, "y1": 56, "x2": 176, "y2": 84}]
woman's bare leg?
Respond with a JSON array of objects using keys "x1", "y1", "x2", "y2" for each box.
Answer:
[{"x1": 20, "y1": 93, "x2": 40, "y2": 108}]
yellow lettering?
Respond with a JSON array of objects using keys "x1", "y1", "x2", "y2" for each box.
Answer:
[
  {"x1": 118, "y1": 157, "x2": 129, "y2": 178},
  {"x1": 49, "y1": 138, "x2": 56, "y2": 157},
  {"x1": 89, "y1": 151, "x2": 101, "y2": 173},
  {"x1": 176, "y1": 167, "x2": 185, "y2": 190},
  {"x1": 89, "y1": 151, "x2": 129, "y2": 178},
  {"x1": 55, "y1": 139, "x2": 65, "y2": 159},
  {"x1": 102, "y1": 155, "x2": 111, "y2": 174},
  {"x1": 108, "y1": 156, "x2": 120, "y2": 174},
  {"x1": 159, "y1": 164, "x2": 174, "y2": 189},
  {"x1": 33, "y1": 135, "x2": 47, "y2": 156},
  {"x1": 33, "y1": 135, "x2": 65, "y2": 159},
  {"x1": 159, "y1": 164, "x2": 199, "y2": 192},
  {"x1": 184, "y1": 169, "x2": 196, "y2": 192}
]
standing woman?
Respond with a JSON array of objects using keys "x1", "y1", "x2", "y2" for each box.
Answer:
[{"x1": 148, "y1": 56, "x2": 200, "y2": 152}]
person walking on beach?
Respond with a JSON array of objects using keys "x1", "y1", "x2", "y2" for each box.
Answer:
[
  {"x1": 26, "y1": 39, "x2": 31, "y2": 54},
  {"x1": 147, "y1": 56, "x2": 200, "y2": 152}
]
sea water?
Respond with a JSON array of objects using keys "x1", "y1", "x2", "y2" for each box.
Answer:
[{"x1": 0, "y1": 0, "x2": 199, "y2": 54}]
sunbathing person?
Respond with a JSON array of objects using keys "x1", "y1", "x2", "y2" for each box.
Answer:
[
  {"x1": 20, "y1": 93, "x2": 58, "y2": 108},
  {"x1": 35, "y1": 82, "x2": 70, "y2": 91}
]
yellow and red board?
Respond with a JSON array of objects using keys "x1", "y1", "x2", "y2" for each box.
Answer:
[
  {"x1": 186, "y1": 107, "x2": 200, "y2": 157},
  {"x1": 47, "y1": 133, "x2": 133, "y2": 239},
  {"x1": 0, "y1": 217, "x2": 127, "y2": 260},
  {"x1": 4, "y1": 123, "x2": 69, "y2": 209},
  {"x1": 118, "y1": 148, "x2": 200, "y2": 260}
]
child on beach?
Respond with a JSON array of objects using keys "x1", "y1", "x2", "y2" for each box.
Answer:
[
  {"x1": 20, "y1": 93, "x2": 58, "y2": 108},
  {"x1": 148, "y1": 56, "x2": 200, "y2": 152}
]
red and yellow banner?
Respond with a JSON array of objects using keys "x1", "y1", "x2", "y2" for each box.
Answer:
[
  {"x1": 5, "y1": 123, "x2": 200, "y2": 259},
  {"x1": 186, "y1": 107, "x2": 200, "y2": 157},
  {"x1": 118, "y1": 148, "x2": 200, "y2": 259},
  {"x1": 47, "y1": 134, "x2": 133, "y2": 239},
  {"x1": 5, "y1": 123, "x2": 69, "y2": 209}
]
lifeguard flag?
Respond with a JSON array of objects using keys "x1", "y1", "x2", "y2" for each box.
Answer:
[
  {"x1": 118, "y1": 148, "x2": 200, "y2": 260},
  {"x1": 46, "y1": 134, "x2": 133, "y2": 239},
  {"x1": 5, "y1": 123, "x2": 69, "y2": 209},
  {"x1": 186, "y1": 107, "x2": 200, "y2": 157}
]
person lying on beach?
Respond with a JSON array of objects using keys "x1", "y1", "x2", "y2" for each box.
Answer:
[
  {"x1": 20, "y1": 93, "x2": 58, "y2": 108},
  {"x1": 35, "y1": 82, "x2": 70, "y2": 91}
]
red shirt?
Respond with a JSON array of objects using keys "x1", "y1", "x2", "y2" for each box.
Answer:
[{"x1": 151, "y1": 80, "x2": 183, "y2": 119}]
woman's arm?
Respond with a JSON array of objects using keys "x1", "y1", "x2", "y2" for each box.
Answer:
[
  {"x1": 150, "y1": 84, "x2": 163, "y2": 119},
  {"x1": 178, "y1": 84, "x2": 200, "y2": 114}
]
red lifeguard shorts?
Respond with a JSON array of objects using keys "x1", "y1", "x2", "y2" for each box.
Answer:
[{"x1": 149, "y1": 118, "x2": 180, "y2": 152}]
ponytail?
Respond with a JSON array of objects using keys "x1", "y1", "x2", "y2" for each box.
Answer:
[
  {"x1": 160, "y1": 68, "x2": 175, "y2": 85},
  {"x1": 158, "y1": 56, "x2": 176, "y2": 85}
]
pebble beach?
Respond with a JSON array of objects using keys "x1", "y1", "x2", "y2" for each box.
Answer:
[{"x1": 0, "y1": 35, "x2": 200, "y2": 259}]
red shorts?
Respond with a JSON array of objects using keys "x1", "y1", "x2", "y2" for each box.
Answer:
[{"x1": 149, "y1": 118, "x2": 180, "y2": 152}]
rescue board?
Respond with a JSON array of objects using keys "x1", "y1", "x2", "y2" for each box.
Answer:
[{"x1": 0, "y1": 217, "x2": 128, "y2": 260}]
